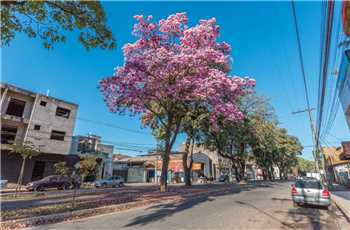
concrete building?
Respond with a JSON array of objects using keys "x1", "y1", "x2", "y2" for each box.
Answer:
[
  {"x1": 323, "y1": 146, "x2": 350, "y2": 186},
  {"x1": 1, "y1": 83, "x2": 78, "y2": 183},
  {"x1": 117, "y1": 150, "x2": 220, "y2": 184},
  {"x1": 70, "y1": 134, "x2": 114, "y2": 179},
  {"x1": 338, "y1": 49, "x2": 350, "y2": 129}
]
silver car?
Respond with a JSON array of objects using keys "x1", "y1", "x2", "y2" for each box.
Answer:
[
  {"x1": 291, "y1": 178, "x2": 331, "y2": 208},
  {"x1": 94, "y1": 176, "x2": 124, "y2": 188}
]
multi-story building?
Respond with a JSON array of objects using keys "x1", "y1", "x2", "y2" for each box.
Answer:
[
  {"x1": 1, "y1": 83, "x2": 78, "y2": 183},
  {"x1": 338, "y1": 49, "x2": 350, "y2": 129},
  {"x1": 70, "y1": 134, "x2": 113, "y2": 179}
]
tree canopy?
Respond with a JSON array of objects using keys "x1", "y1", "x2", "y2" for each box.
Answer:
[
  {"x1": 99, "y1": 13, "x2": 255, "y2": 191},
  {"x1": 1, "y1": 0, "x2": 115, "y2": 50}
]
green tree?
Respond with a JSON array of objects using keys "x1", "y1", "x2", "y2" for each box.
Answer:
[
  {"x1": 79, "y1": 156, "x2": 98, "y2": 182},
  {"x1": 273, "y1": 129, "x2": 302, "y2": 180},
  {"x1": 9, "y1": 140, "x2": 40, "y2": 196},
  {"x1": 1, "y1": 0, "x2": 115, "y2": 50},
  {"x1": 297, "y1": 157, "x2": 315, "y2": 176},
  {"x1": 181, "y1": 105, "x2": 207, "y2": 186},
  {"x1": 54, "y1": 161, "x2": 69, "y2": 176},
  {"x1": 203, "y1": 94, "x2": 275, "y2": 182},
  {"x1": 250, "y1": 119, "x2": 278, "y2": 180}
]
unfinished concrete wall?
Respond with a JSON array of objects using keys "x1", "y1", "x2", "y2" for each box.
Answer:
[{"x1": 25, "y1": 94, "x2": 78, "y2": 155}]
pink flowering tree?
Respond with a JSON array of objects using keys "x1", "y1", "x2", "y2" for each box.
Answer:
[{"x1": 99, "y1": 13, "x2": 255, "y2": 192}]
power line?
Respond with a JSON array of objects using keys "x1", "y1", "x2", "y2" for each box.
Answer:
[
  {"x1": 316, "y1": 0, "x2": 335, "y2": 148},
  {"x1": 291, "y1": 1, "x2": 313, "y2": 112},
  {"x1": 76, "y1": 117, "x2": 151, "y2": 135},
  {"x1": 291, "y1": 0, "x2": 320, "y2": 172}
]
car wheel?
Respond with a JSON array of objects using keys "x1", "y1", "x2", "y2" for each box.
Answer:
[
  {"x1": 102, "y1": 183, "x2": 107, "y2": 188},
  {"x1": 35, "y1": 186, "x2": 44, "y2": 192},
  {"x1": 118, "y1": 182, "x2": 123, "y2": 187},
  {"x1": 63, "y1": 183, "x2": 70, "y2": 190}
]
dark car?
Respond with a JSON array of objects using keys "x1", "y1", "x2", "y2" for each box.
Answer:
[{"x1": 26, "y1": 175, "x2": 75, "y2": 191}]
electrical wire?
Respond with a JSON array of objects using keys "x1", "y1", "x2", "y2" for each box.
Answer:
[
  {"x1": 77, "y1": 117, "x2": 151, "y2": 135},
  {"x1": 316, "y1": 0, "x2": 335, "y2": 148}
]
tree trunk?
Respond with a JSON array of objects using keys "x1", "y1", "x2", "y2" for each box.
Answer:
[
  {"x1": 238, "y1": 143, "x2": 246, "y2": 183},
  {"x1": 15, "y1": 157, "x2": 27, "y2": 197},
  {"x1": 72, "y1": 187, "x2": 77, "y2": 209},
  {"x1": 182, "y1": 136, "x2": 192, "y2": 186},
  {"x1": 233, "y1": 163, "x2": 240, "y2": 183},
  {"x1": 160, "y1": 151, "x2": 170, "y2": 192},
  {"x1": 262, "y1": 169, "x2": 267, "y2": 180},
  {"x1": 278, "y1": 166, "x2": 283, "y2": 180},
  {"x1": 160, "y1": 131, "x2": 172, "y2": 192},
  {"x1": 239, "y1": 160, "x2": 246, "y2": 182}
]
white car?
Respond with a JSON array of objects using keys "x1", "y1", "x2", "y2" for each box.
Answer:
[
  {"x1": 0, "y1": 179, "x2": 8, "y2": 189},
  {"x1": 94, "y1": 176, "x2": 124, "y2": 188}
]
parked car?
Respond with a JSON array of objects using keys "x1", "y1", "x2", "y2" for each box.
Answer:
[
  {"x1": 26, "y1": 175, "x2": 77, "y2": 191},
  {"x1": 94, "y1": 176, "x2": 124, "y2": 188},
  {"x1": 0, "y1": 179, "x2": 8, "y2": 189},
  {"x1": 291, "y1": 178, "x2": 331, "y2": 208},
  {"x1": 218, "y1": 175, "x2": 229, "y2": 183}
]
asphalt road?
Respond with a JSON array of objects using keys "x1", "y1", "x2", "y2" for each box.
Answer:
[{"x1": 28, "y1": 182, "x2": 349, "y2": 230}]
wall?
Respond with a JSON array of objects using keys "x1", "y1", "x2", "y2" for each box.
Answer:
[
  {"x1": 0, "y1": 150, "x2": 78, "y2": 184},
  {"x1": 25, "y1": 94, "x2": 78, "y2": 155},
  {"x1": 127, "y1": 167, "x2": 146, "y2": 183}
]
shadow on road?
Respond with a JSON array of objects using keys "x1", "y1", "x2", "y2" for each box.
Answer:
[
  {"x1": 234, "y1": 200, "x2": 296, "y2": 229},
  {"x1": 282, "y1": 203, "x2": 340, "y2": 230},
  {"x1": 124, "y1": 182, "x2": 278, "y2": 228}
]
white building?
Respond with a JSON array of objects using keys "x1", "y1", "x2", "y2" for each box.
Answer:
[
  {"x1": 1, "y1": 83, "x2": 78, "y2": 183},
  {"x1": 70, "y1": 134, "x2": 113, "y2": 179}
]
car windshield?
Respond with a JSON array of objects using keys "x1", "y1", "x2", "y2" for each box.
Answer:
[{"x1": 295, "y1": 180, "x2": 322, "y2": 189}]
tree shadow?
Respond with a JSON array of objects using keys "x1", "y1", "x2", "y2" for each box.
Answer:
[
  {"x1": 124, "y1": 182, "x2": 277, "y2": 228},
  {"x1": 282, "y1": 203, "x2": 339, "y2": 230},
  {"x1": 234, "y1": 200, "x2": 296, "y2": 229}
]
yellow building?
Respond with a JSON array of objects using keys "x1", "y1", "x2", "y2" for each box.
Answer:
[{"x1": 322, "y1": 146, "x2": 350, "y2": 185}]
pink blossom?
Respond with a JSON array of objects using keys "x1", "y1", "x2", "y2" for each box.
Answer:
[{"x1": 99, "y1": 13, "x2": 255, "y2": 132}]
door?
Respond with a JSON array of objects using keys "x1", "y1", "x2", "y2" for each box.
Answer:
[
  {"x1": 48, "y1": 176, "x2": 59, "y2": 188},
  {"x1": 31, "y1": 161, "x2": 46, "y2": 181}
]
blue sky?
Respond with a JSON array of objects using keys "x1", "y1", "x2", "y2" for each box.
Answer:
[{"x1": 2, "y1": 1, "x2": 349, "y2": 159}]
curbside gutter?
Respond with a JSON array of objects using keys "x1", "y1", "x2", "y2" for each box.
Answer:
[{"x1": 331, "y1": 193, "x2": 350, "y2": 223}]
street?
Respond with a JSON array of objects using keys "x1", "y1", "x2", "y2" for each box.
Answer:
[{"x1": 27, "y1": 182, "x2": 349, "y2": 230}]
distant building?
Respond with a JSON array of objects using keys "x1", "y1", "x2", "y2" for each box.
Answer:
[
  {"x1": 1, "y1": 83, "x2": 78, "y2": 183},
  {"x1": 70, "y1": 134, "x2": 113, "y2": 179}
]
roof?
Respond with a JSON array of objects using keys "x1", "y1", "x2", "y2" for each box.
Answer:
[
  {"x1": 1, "y1": 82, "x2": 78, "y2": 107},
  {"x1": 113, "y1": 153, "x2": 133, "y2": 161},
  {"x1": 322, "y1": 147, "x2": 350, "y2": 166}
]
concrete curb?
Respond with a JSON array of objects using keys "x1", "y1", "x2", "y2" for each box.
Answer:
[
  {"x1": 0, "y1": 186, "x2": 236, "y2": 229},
  {"x1": 331, "y1": 193, "x2": 350, "y2": 223}
]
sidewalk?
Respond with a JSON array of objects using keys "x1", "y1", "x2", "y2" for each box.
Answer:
[{"x1": 330, "y1": 184, "x2": 350, "y2": 222}]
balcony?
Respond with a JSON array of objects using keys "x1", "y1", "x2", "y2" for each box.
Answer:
[{"x1": 1, "y1": 114, "x2": 29, "y2": 123}]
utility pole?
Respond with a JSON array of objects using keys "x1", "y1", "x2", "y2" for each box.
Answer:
[{"x1": 292, "y1": 108, "x2": 321, "y2": 173}]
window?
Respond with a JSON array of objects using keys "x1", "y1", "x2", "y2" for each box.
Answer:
[
  {"x1": 56, "y1": 107, "x2": 70, "y2": 118},
  {"x1": 6, "y1": 98, "x2": 25, "y2": 117},
  {"x1": 295, "y1": 180, "x2": 322, "y2": 189},
  {"x1": 50, "y1": 130, "x2": 65, "y2": 141},
  {"x1": 34, "y1": 125, "x2": 41, "y2": 130},
  {"x1": 1, "y1": 126, "x2": 17, "y2": 144},
  {"x1": 40, "y1": 101, "x2": 47, "y2": 106}
]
